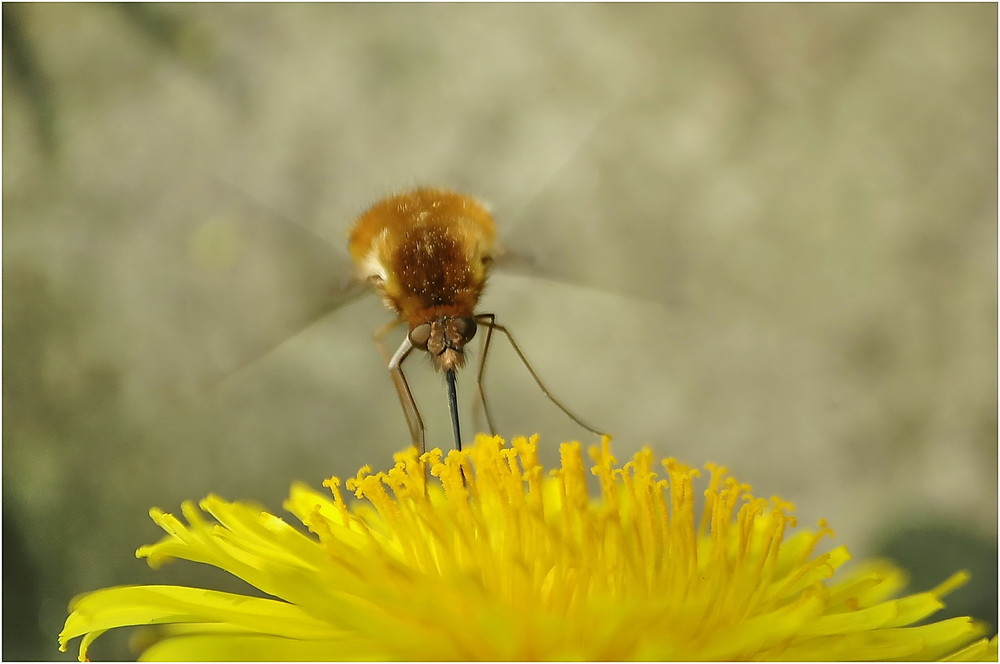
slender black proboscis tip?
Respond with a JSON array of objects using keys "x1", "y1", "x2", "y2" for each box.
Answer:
[{"x1": 445, "y1": 368, "x2": 462, "y2": 451}]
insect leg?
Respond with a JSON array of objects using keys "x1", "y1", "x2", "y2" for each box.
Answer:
[
  {"x1": 373, "y1": 318, "x2": 404, "y2": 365},
  {"x1": 476, "y1": 315, "x2": 608, "y2": 439},
  {"x1": 473, "y1": 313, "x2": 499, "y2": 437},
  {"x1": 375, "y1": 321, "x2": 426, "y2": 454}
]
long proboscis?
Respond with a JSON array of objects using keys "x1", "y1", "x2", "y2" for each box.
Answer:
[{"x1": 445, "y1": 368, "x2": 463, "y2": 452}]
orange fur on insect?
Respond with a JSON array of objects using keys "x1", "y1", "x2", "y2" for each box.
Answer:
[{"x1": 349, "y1": 188, "x2": 497, "y2": 329}]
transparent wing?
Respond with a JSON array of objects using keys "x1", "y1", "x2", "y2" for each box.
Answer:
[
  {"x1": 121, "y1": 178, "x2": 368, "y2": 401},
  {"x1": 493, "y1": 102, "x2": 715, "y2": 314}
]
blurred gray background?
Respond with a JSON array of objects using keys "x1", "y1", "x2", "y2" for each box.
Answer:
[{"x1": 3, "y1": 4, "x2": 996, "y2": 660}]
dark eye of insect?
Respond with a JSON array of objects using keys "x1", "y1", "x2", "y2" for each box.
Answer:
[
  {"x1": 409, "y1": 323, "x2": 432, "y2": 350},
  {"x1": 455, "y1": 317, "x2": 478, "y2": 344}
]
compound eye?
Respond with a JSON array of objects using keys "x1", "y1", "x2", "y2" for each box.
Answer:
[
  {"x1": 409, "y1": 323, "x2": 432, "y2": 350},
  {"x1": 455, "y1": 317, "x2": 478, "y2": 344}
]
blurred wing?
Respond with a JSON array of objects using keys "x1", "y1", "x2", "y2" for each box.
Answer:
[
  {"x1": 490, "y1": 99, "x2": 845, "y2": 359},
  {"x1": 124, "y1": 179, "x2": 366, "y2": 399},
  {"x1": 493, "y1": 102, "x2": 704, "y2": 314}
]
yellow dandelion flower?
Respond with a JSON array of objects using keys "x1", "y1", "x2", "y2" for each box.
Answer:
[{"x1": 60, "y1": 435, "x2": 995, "y2": 661}]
